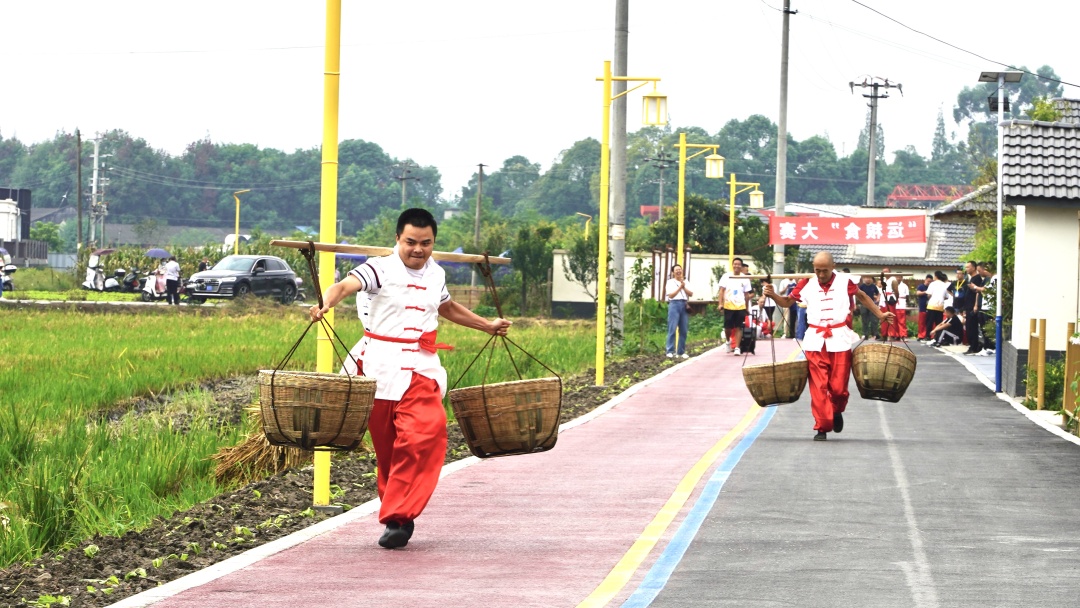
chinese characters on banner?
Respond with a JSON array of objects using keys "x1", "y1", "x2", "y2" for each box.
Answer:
[{"x1": 768, "y1": 216, "x2": 927, "y2": 245}]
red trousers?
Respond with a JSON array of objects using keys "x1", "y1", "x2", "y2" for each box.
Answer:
[
  {"x1": 880, "y1": 304, "x2": 907, "y2": 338},
  {"x1": 917, "y1": 311, "x2": 928, "y2": 339},
  {"x1": 369, "y1": 373, "x2": 448, "y2": 525},
  {"x1": 805, "y1": 349, "x2": 852, "y2": 432}
]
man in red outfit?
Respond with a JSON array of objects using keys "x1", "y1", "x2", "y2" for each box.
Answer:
[
  {"x1": 763, "y1": 252, "x2": 894, "y2": 441},
  {"x1": 311, "y1": 208, "x2": 511, "y2": 548}
]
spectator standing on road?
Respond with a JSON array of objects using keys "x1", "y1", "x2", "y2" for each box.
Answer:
[
  {"x1": 197, "y1": 257, "x2": 211, "y2": 272},
  {"x1": 923, "y1": 271, "x2": 949, "y2": 341},
  {"x1": 856, "y1": 275, "x2": 880, "y2": 340},
  {"x1": 665, "y1": 264, "x2": 692, "y2": 359},
  {"x1": 717, "y1": 258, "x2": 752, "y2": 355},
  {"x1": 915, "y1": 275, "x2": 932, "y2": 339},
  {"x1": 164, "y1": 256, "x2": 181, "y2": 306},
  {"x1": 763, "y1": 252, "x2": 894, "y2": 441},
  {"x1": 890, "y1": 278, "x2": 910, "y2": 339},
  {"x1": 974, "y1": 261, "x2": 997, "y2": 352},
  {"x1": 960, "y1": 260, "x2": 985, "y2": 354},
  {"x1": 310, "y1": 208, "x2": 512, "y2": 549}
]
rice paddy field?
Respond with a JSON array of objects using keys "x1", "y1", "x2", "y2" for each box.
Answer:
[{"x1": 0, "y1": 301, "x2": 596, "y2": 567}]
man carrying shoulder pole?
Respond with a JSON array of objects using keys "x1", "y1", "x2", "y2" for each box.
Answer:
[{"x1": 763, "y1": 252, "x2": 895, "y2": 441}]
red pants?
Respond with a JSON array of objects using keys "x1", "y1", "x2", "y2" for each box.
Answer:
[
  {"x1": 369, "y1": 373, "x2": 448, "y2": 525},
  {"x1": 880, "y1": 303, "x2": 907, "y2": 338},
  {"x1": 917, "y1": 311, "x2": 927, "y2": 339},
  {"x1": 805, "y1": 349, "x2": 852, "y2": 432}
]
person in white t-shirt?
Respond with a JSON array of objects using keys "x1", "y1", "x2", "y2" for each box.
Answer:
[
  {"x1": 717, "y1": 258, "x2": 753, "y2": 355},
  {"x1": 664, "y1": 264, "x2": 693, "y2": 358},
  {"x1": 311, "y1": 208, "x2": 511, "y2": 549},
  {"x1": 163, "y1": 256, "x2": 182, "y2": 306},
  {"x1": 922, "y1": 270, "x2": 949, "y2": 342}
]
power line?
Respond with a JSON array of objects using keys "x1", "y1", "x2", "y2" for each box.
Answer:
[{"x1": 849, "y1": 0, "x2": 1080, "y2": 89}]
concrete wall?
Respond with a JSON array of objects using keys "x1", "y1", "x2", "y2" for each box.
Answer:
[{"x1": 1011, "y1": 206, "x2": 1080, "y2": 352}]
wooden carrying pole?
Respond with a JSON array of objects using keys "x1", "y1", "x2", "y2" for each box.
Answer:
[
  {"x1": 270, "y1": 239, "x2": 511, "y2": 265},
  {"x1": 737, "y1": 273, "x2": 914, "y2": 281}
]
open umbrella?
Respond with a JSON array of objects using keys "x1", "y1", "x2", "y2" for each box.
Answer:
[
  {"x1": 92, "y1": 248, "x2": 117, "y2": 256},
  {"x1": 145, "y1": 248, "x2": 171, "y2": 259}
]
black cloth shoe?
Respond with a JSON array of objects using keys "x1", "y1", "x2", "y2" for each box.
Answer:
[
  {"x1": 833, "y1": 412, "x2": 844, "y2": 433},
  {"x1": 378, "y1": 521, "x2": 410, "y2": 549},
  {"x1": 402, "y1": 520, "x2": 415, "y2": 541},
  {"x1": 814, "y1": 431, "x2": 827, "y2": 441}
]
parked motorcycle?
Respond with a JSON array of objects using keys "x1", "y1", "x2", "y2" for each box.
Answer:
[
  {"x1": 141, "y1": 269, "x2": 169, "y2": 301},
  {"x1": 82, "y1": 265, "x2": 122, "y2": 292},
  {"x1": 1, "y1": 262, "x2": 15, "y2": 293},
  {"x1": 120, "y1": 268, "x2": 142, "y2": 293}
]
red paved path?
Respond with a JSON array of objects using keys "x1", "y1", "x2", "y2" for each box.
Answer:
[{"x1": 117, "y1": 341, "x2": 798, "y2": 608}]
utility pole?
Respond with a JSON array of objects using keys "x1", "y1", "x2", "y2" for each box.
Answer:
[
  {"x1": 470, "y1": 163, "x2": 486, "y2": 289},
  {"x1": 609, "y1": 0, "x2": 629, "y2": 346},
  {"x1": 643, "y1": 150, "x2": 675, "y2": 221},
  {"x1": 393, "y1": 161, "x2": 420, "y2": 207},
  {"x1": 850, "y1": 77, "x2": 902, "y2": 207},
  {"x1": 76, "y1": 129, "x2": 83, "y2": 251},
  {"x1": 773, "y1": 0, "x2": 795, "y2": 276},
  {"x1": 89, "y1": 136, "x2": 100, "y2": 247}
]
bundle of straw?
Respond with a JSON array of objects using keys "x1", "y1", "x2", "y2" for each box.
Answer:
[{"x1": 211, "y1": 409, "x2": 311, "y2": 485}]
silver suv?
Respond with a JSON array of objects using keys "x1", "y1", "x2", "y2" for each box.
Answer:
[{"x1": 185, "y1": 255, "x2": 297, "y2": 304}]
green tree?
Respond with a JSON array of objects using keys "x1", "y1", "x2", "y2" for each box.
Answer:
[
  {"x1": 29, "y1": 221, "x2": 63, "y2": 252},
  {"x1": 510, "y1": 223, "x2": 555, "y2": 315},
  {"x1": 562, "y1": 223, "x2": 599, "y2": 302}
]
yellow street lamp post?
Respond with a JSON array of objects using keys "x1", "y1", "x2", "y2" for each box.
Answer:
[
  {"x1": 595, "y1": 60, "x2": 666, "y2": 386},
  {"x1": 575, "y1": 212, "x2": 593, "y2": 237},
  {"x1": 673, "y1": 133, "x2": 725, "y2": 266},
  {"x1": 232, "y1": 189, "x2": 251, "y2": 255},
  {"x1": 726, "y1": 174, "x2": 764, "y2": 268}
]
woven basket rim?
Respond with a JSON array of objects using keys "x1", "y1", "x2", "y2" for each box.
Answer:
[
  {"x1": 258, "y1": 370, "x2": 376, "y2": 383},
  {"x1": 742, "y1": 360, "x2": 809, "y2": 372},
  {"x1": 449, "y1": 376, "x2": 560, "y2": 395}
]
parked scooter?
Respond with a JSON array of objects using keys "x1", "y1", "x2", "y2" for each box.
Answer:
[
  {"x1": 141, "y1": 269, "x2": 169, "y2": 301},
  {"x1": 120, "y1": 268, "x2": 142, "y2": 292},
  {"x1": 81, "y1": 262, "x2": 122, "y2": 291},
  {"x1": 1, "y1": 262, "x2": 15, "y2": 293}
]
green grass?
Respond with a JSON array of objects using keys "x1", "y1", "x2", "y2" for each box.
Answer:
[{"x1": 0, "y1": 304, "x2": 596, "y2": 566}]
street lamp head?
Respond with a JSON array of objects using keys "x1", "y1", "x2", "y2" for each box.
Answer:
[
  {"x1": 705, "y1": 153, "x2": 725, "y2": 179},
  {"x1": 749, "y1": 189, "x2": 765, "y2": 209},
  {"x1": 642, "y1": 87, "x2": 668, "y2": 126},
  {"x1": 978, "y1": 70, "x2": 1023, "y2": 83}
]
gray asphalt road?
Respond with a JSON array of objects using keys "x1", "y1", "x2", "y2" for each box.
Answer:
[{"x1": 649, "y1": 344, "x2": 1080, "y2": 608}]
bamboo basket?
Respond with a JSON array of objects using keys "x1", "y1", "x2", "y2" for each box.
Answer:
[
  {"x1": 449, "y1": 377, "x2": 562, "y2": 458},
  {"x1": 851, "y1": 343, "x2": 917, "y2": 403},
  {"x1": 258, "y1": 370, "x2": 376, "y2": 451},
  {"x1": 742, "y1": 360, "x2": 809, "y2": 407}
]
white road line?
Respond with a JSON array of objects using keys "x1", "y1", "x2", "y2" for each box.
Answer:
[{"x1": 878, "y1": 404, "x2": 940, "y2": 608}]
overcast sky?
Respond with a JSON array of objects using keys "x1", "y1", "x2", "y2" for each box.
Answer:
[{"x1": 3, "y1": 1, "x2": 1076, "y2": 200}]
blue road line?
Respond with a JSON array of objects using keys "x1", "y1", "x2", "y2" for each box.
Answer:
[{"x1": 620, "y1": 406, "x2": 777, "y2": 608}]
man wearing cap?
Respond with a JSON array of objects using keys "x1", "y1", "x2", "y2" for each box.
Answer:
[
  {"x1": 311, "y1": 208, "x2": 512, "y2": 549},
  {"x1": 764, "y1": 252, "x2": 894, "y2": 441}
]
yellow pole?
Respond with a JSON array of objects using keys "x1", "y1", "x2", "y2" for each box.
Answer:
[
  {"x1": 676, "y1": 132, "x2": 686, "y2": 266},
  {"x1": 313, "y1": 0, "x2": 342, "y2": 508},
  {"x1": 595, "y1": 60, "x2": 612, "y2": 387},
  {"x1": 728, "y1": 173, "x2": 736, "y2": 269},
  {"x1": 232, "y1": 189, "x2": 250, "y2": 255}
]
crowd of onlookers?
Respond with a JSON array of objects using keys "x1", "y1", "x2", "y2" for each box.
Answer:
[
  {"x1": 749, "y1": 261, "x2": 997, "y2": 355},
  {"x1": 666, "y1": 258, "x2": 999, "y2": 356}
]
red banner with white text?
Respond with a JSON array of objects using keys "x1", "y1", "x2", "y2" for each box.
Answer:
[{"x1": 768, "y1": 216, "x2": 926, "y2": 245}]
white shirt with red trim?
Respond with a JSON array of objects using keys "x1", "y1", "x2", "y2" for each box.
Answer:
[
  {"x1": 791, "y1": 272, "x2": 859, "y2": 352},
  {"x1": 342, "y1": 248, "x2": 452, "y2": 401}
]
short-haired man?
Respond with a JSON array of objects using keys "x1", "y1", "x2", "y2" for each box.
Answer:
[
  {"x1": 915, "y1": 275, "x2": 932, "y2": 339},
  {"x1": 764, "y1": 252, "x2": 894, "y2": 441},
  {"x1": 929, "y1": 306, "x2": 963, "y2": 346},
  {"x1": 717, "y1": 258, "x2": 752, "y2": 355},
  {"x1": 311, "y1": 208, "x2": 512, "y2": 549},
  {"x1": 922, "y1": 271, "x2": 949, "y2": 342},
  {"x1": 960, "y1": 260, "x2": 985, "y2": 354}
]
